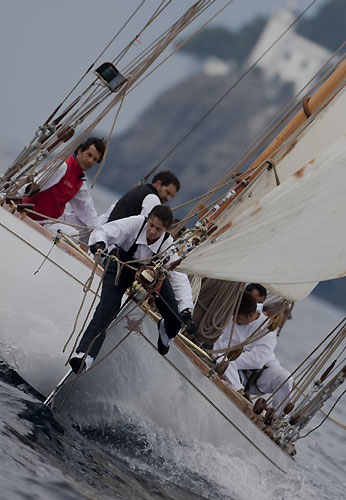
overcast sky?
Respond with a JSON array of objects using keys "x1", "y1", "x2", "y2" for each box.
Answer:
[{"x1": 0, "y1": 0, "x2": 320, "y2": 169}]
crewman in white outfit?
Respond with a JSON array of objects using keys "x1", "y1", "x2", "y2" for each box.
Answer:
[
  {"x1": 215, "y1": 292, "x2": 293, "y2": 416},
  {"x1": 70, "y1": 205, "x2": 196, "y2": 373}
]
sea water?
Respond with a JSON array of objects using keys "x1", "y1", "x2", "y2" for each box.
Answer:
[{"x1": 0, "y1": 295, "x2": 345, "y2": 500}]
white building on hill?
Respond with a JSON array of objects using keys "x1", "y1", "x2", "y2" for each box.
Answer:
[{"x1": 246, "y1": 8, "x2": 333, "y2": 93}]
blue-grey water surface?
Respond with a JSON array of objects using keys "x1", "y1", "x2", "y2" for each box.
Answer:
[{"x1": 0, "y1": 295, "x2": 345, "y2": 499}]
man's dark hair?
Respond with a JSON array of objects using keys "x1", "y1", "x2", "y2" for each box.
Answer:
[
  {"x1": 237, "y1": 292, "x2": 257, "y2": 317},
  {"x1": 245, "y1": 283, "x2": 267, "y2": 299},
  {"x1": 77, "y1": 137, "x2": 106, "y2": 162},
  {"x1": 152, "y1": 171, "x2": 180, "y2": 191},
  {"x1": 148, "y1": 205, "x2": 173, "y2": 229}
]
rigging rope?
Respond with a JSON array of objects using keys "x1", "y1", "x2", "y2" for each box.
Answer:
[
  {"x1": 193, "y1": 279, "x2": 245, "y2": 343},
  {"x1": 41, "y1": 0, "x2": 146, "y2": 123},
  {"x1": 90, "y1": 78, "x2": 130, "y2": 188},
  {"x1": 298, "y1": 388, "x2": 346, "y2": 439},
  {"x1": 265, "y1": 318, "x2": 346, "y2": 414},
  {"x1": 126, "y1": 0, "x2": 235, "y2": 107},
  {"x1": 2, "y1": 1, "x2": 223, "y2": 194},
  {"x1": 114, "y1": 0, "x2": 173, "y2": 68},
  {"x1": 140, "y1": 0, "x2": 318, "y2": 182},
  {"x1": 63, "y1": 251, "x2": 107, "y2": 356}
]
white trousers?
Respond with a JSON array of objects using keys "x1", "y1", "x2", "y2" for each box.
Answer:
[{"x1": 247, "y1": 364, "x2": 293, "y2": 416}]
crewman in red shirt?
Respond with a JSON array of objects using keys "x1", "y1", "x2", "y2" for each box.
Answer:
[{"x1": 22, "y1": 137, "x2": 105, "y2": 241}]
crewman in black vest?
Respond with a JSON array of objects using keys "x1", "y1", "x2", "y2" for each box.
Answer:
[
  {"x1": 70, "y1": 205, "x2": 196, "y2": 373},
  {"x1": 107, "y1": 171, "x2": 180, "y2": 222}
]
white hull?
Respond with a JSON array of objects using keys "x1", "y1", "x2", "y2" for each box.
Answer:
[{"x1": 0, "y1": 206, "x2": 293, "y2": 472}]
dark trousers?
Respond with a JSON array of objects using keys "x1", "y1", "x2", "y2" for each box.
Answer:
[{"x1": 77, "y1": 256, "x2": 181, "y2": 359}]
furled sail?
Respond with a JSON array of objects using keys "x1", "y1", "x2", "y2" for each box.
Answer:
[{"x1": 178, "y1": 136, "x2": 346, "y2": 301}]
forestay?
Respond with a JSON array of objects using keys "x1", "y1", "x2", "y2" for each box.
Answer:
[{"x1": 178, "y1": 136, "x2": 346, "y2": 301}]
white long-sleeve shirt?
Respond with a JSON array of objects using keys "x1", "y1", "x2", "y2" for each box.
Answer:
[
  {"x1": 140, "y1": 193, "x2": 161, "y2": 217},
  {"x1": 89, "y1": 215, "x2": 193, "y2": 312},
  {"x1": 215, "y1": 313, "x2": 279, "y2": 390},
  {"x1": 64, "y1": 181, "x2": 99, "y2": 227},
  {"x1": 99, "y1": 193, "x2": 160, "y2": 226}
]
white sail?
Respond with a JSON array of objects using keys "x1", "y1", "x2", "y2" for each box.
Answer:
[
  {"x1": 265, "y1": 282, "x2": 316, "y2": 301},
  {"x1": 178, "y1": 136, "x2": 346, "y2": 300},
  {"x1": 215, "y1": 84, "x2": 346, "y2": 225},
  {"x1": 267, "y1": 84, "x2": 346, "y2": 299},
  {"x1": 179, "y1": 83, "x2": 346, "y2": 300}
]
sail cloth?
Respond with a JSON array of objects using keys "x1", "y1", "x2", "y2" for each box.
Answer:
[
  {"x1": 213, "y1": 86, "x2": 346, "y2": 230},
  {"x1": 178, "y1": 137, "x2": 346, "y2": 301},
  {"x1": 264, "y1": 282, "x2": 317, "y2": 302},
  {"x1": 182, "y1": 86, "x2": 346, "y2": 301}
]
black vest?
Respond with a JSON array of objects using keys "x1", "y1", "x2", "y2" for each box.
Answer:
[{"x1": 108, "y1": 184, "x2": 159, "y2": 222}]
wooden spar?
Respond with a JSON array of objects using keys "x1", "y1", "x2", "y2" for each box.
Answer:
[{"x1": 209, "y1": 59, "x2": 346, "y2": 223}]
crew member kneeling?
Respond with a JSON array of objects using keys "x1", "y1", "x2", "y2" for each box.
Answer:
[
  {"x1": 215, "y1": 292, "x2": 293, "y2": 417},
  {"x1": 70, "y1": 205, "x2": 195, "y2": 373}
]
